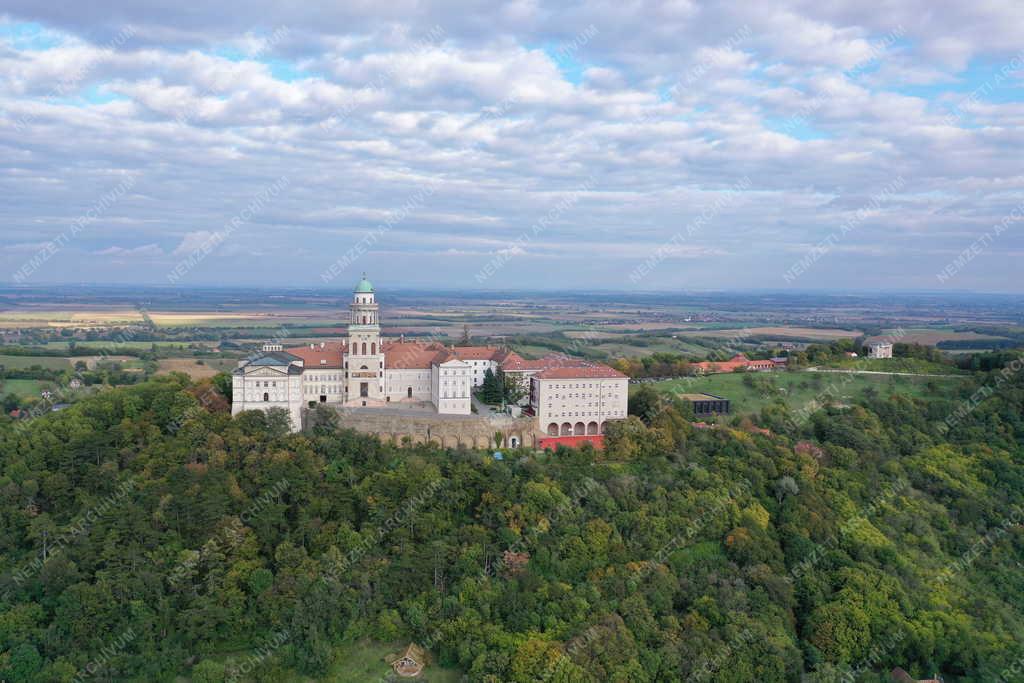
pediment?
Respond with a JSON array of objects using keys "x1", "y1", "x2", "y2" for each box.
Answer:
[{"x1": 247, "y1": 366, "x2": 287, "y2": 376}]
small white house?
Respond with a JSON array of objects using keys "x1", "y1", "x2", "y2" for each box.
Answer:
[{"x1": 867, "y1": 342, "x2": 893, "y2": 359}]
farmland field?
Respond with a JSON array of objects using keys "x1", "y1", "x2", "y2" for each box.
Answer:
[
  {"x1": 867, "y1": 327, "x2": 1012, "y2": 346},
  {"x1": 691, "y1": 326, "x2": 863, "y2": 340},
  {"x1": 0, "y1": 354, "x2": 70, "y2": 370},
  {"x1": 39, "y1": 341, "x2": 219, "y2": 350},
  {"x1": 156, "y1": 358, "x2": 236, "y2": 378}
]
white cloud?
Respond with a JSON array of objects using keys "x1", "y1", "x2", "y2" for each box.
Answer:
[
  {"x1": 93, "y1": 243, "x2": 163, "y2": 257},
  {"x1": 172, "y1": 232, "x2": 217, "y2": 256},
  {"x1": 0, "y1": 2, "x2": 1021, "y2": 290}
]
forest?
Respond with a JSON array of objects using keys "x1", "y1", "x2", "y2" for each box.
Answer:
[{"x1": 0, "y1": 352, "x2": 1023, "y2": 681}]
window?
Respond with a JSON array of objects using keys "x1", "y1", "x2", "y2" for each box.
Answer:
[{"x1": 263, "y1": 392, "x2": 269, "y2": 401}]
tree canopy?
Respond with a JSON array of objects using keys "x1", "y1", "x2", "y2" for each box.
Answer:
[{"x1": 1, "y1": 360, "x2": 1023, "y2": 681}]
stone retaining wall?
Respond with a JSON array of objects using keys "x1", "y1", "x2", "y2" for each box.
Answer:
[{"x1": 307, "y1": 407, "x2": 542, "y2": 449}]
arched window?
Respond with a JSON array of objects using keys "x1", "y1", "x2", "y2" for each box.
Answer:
[
  {"x1": 361, "y1": 342, "x2": 367, "y2": 355},
  {"x1": 263, "y1": 392, "x2": 269, "y2": 402},
  {"x1": 371, "y1": 342, "x2": 376, "y2": 355},
  {"x1": 408, "y1": 387, "x2": 413, "y2": 398},
  {"x1": 362, "y1": 315, "x2": 367, "y2": 324}
]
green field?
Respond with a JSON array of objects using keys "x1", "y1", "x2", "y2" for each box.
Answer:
[
  {"x1": 0, "y1": 379, "x2": 48, "y2": 399},
  {"x1": 0, "y1": 354, "x2": 70, "y2": 370},
  {"x1": 588, "y1": 338, "x2": 713, "y2": 358},
  {"x1": 815, "y1": 357, "x2": 962, "y2": 375},
  {"x1": 637, "y1": 370, "x2": 965, "y2": 417},
  {"x1": 40, "y1": 341, "x2": 211, "y2": 350}
]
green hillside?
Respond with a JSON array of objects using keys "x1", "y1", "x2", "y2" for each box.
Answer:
[
  {"x1": 636, "y1": 370, "x2": 965, "y2": 417},
  {"x1": 1, "y1": 364, "x2": 1023, "y2": 681}
]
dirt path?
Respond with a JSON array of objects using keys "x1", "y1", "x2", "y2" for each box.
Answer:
[{"x1": 805, "y1": 367, "x2": 963, "y2": 379}]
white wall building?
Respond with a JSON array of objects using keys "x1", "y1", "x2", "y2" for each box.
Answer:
[
  {"x1": 530, "y1": 366, "x2": 629, "y2": 437},
  {"x1": 231, "y1": 276, "x2": 627, "y2": 435},
  {"x1": 232, "y1": 275, "x2": 474, "y2": 430},
  {"x1": 867, "y1": 342, "x2": 894, "y2": 359}
]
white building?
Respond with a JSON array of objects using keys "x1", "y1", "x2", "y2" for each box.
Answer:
[
  {"x1": 232, "y1": 275, "x2": 473, "y2": 430},
  {"x1": 231, "y1": 276, "x2": 627, "y2": 436},
  {"x1": 867, "y1": 342, "x2": 893, "y2": 359},
  {"x1": 529, "y1": 365, "x2": 629, "y2": 437}
]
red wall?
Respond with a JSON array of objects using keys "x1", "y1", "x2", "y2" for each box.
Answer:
[{"x1": 538, "y1": 435, "x2": 605, "y2": 450}]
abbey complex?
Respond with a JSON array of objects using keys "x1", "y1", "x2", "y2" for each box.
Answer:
[{"x1": 231, "y1": 276, "x2": 629, "y2": 443}]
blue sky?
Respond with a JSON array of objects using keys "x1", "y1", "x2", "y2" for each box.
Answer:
[{"x1": 0, "y1": 1, "x2": 1022, "y2": 292}]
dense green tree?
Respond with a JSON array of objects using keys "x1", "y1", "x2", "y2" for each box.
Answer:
[{"x1": 0, "y1": 363, "x2": 1022, "y2": 681}]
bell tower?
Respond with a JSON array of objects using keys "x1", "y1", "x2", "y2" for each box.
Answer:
[{"x1": 346, "y1": 273, "x2": 383, "y2": 402}]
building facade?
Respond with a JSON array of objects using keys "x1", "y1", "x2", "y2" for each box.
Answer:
[
  {"x1": 231, "y1": 276, "x2": 627, "y2": 437},
  {"x1": 867, "y1": 342, "x2": 894, "y2": 359},
  {"x1": 531, "y1": 365, "x2": 629, "y2": 437},
  {"x1": 691, "y1": 353, "x2": 781, "y2": 374}
]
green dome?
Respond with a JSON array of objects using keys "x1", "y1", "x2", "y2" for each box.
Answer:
[{"x1": 354, "y1": 274, "x2": 374, "y2": 293}]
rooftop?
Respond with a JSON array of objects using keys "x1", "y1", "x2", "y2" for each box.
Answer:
[
  {"x1": 450, "y1": 345, "x2": 507, "y2": 361},
  {"x1": 354, "y1": 273, "x2": 374, "y2": 293},
  {"x1": 246, "y1": 351, "x2": 300, "y2": 366},
  {"x1": 284, "y1": 341, "x2": 345, "y2": 368},
  {"x1": 534, "y1": 365, "x2": 626, "y2": 379},
  {"x1": 383, "y1": 341, "x2": 453, "y2": 368}
]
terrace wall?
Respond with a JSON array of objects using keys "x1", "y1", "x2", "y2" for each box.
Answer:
[{"x1": 308, "y1": 408, "x2": 541, "y2": 450}]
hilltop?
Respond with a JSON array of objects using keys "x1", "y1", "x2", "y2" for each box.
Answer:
[{"x1": 1, "y1": 358, "x2": 1023, "y2": 681}]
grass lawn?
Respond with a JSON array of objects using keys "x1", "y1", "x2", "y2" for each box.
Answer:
[
  {"x1": 0, "y1": 379, "x2": 48, "y2": 399},
  {"x1": 814, "y1": 357, "x2": 962, "y2": 375},
  {"x1": 240, "y1": 640, "x2": 463, "y2": 682},
  {"x1": 0, "y1": 354, "x2": 70, "y2": 370},
  {"x1": 637, "y1": 370, "x2": 966, "y2": 417},
  {"x1": 185, "y1": 639, "x2": 464, "y2": 682},
  {"x1": 320, "y1": 640, "x2": 462, "y2": 682}
]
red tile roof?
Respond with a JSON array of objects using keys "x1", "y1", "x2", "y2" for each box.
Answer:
[
  {"x1": 383, "y1": 341, "x2": 453, "y2": 369},
  {"x1": 500, "y1": 352, "x2": 550, "y2": 371},
  {"x1": 692, "y1": 354, "x2": 780, "y2": 374},
  {"x1": 502, "y1": 353, "x2": 583, "y2": 371},
  {"x1": 450, "y1": 346, "x2": 506, "y2": 361},
  {"x1": 534, "y1": 365, "x2": 627, "y2": 379},
  {"x1": 284, "y1": 341, "x2": 346, "y2": 368},
  {"x1": 499, "y1": 352, "x2": 624, "y2": 379}
]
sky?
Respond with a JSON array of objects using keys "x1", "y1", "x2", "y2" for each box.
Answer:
[{"x1": 1, "y1": 1, "x2": 1022, "y2": 293}]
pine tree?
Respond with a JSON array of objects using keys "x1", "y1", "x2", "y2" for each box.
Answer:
[{"x1": 480, "y1": 368, "x2": 500, "y2": 404}]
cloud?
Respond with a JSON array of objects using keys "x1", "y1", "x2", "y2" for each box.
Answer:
[
  {"x1": 0, "y1": 3, "x2": 1021, "y2": 291},
  {"x1": 172, "y1": 231, "x2": 217, "y2": 256},
  {"x1": 93, "y1": 243, "x2": 163, "y2": 258}
]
